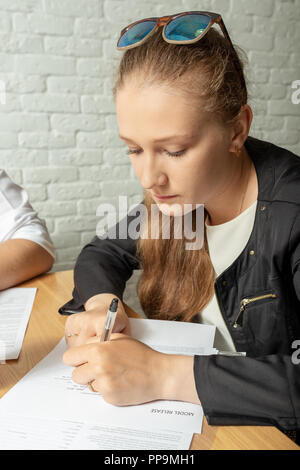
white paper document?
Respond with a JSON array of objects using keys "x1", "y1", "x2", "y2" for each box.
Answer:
[
  {"x1": 0, "y1": 288, "x2": 37, "y2": 361},
  {"x1": 130, "y1": 317, "x2": 216, "y2": 355},
  {"x1": 0, "y1": 318, "x2": 215, "y2": 449},
  {"x1": 0, "y1": 412, "x2": 194, "y2": 450}
]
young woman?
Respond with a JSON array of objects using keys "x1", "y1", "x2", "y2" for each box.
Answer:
[{"x1": 60, "y1": 12, "x2": 300, "y2": 442}]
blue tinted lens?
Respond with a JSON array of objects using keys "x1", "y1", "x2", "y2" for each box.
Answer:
[
  {"x1": 164, "y1": 14, "x2": 210, "y2": 41},
  {"x1": 117, "y1": 20, "x2": 157, "y2": 48}
]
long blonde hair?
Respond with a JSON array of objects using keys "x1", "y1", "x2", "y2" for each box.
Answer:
[{"x1": 112, "y1": 27, "x2": 248, "y2": 322}]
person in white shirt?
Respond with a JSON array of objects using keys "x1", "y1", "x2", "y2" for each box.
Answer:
[{"x1": 0, "y1": 169, "x2": 55, "y2": 290}]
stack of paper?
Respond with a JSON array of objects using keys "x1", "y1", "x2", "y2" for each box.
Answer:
[
  {"x1": 0, "y1": 288, "x2": 36, "y2": 361},
  {"x1": 0, "y1": 318, "x2": 216, "y2": 450}
]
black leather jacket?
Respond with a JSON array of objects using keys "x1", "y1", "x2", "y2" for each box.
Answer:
[{"x1": 59, "y1": 135, "x2": 300, "y2": 435}]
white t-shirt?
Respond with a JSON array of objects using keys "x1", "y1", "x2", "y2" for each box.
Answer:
[
  {"x1": 0, "y1": 169, "x2": 55, "y2": 259},
  {"x1": 195, "y1": 200, "x2": 258, "y2": 351}
]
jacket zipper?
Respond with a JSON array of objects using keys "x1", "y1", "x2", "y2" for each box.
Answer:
[{"x1": 233, "y1": 293, "x2": 277, "y2": 328}]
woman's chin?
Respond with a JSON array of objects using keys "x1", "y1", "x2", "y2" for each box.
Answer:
[
  {"x1": 156, "y1": 201, "x2": 185, "y2": 218},
  {"x1": 156, "y1": 201, "x2": 201, "y2": 217}
]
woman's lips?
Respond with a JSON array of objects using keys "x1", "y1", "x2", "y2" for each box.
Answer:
[{"x1": 153, "y1": 194, "x2": 178, "y2": 201}]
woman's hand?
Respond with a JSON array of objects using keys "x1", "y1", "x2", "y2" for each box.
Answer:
[
  {"x1": 62, "y1": 333, "x2": 171, "y2": 406},
  {"x1": 62, "y1": 333, "x2": 201, "y2": 406},
  {"x1": 64, "y1": 293, "x2": 130, "y2": 348}
]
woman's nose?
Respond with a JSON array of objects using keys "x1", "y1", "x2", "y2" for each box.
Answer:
[{"x1": 138, "y1": 154, "x2": 167, "y2": 189}]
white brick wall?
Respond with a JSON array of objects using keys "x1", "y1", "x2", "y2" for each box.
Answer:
[{"x1": 0, "y1": 0, "x2": 299, "y2": 316}]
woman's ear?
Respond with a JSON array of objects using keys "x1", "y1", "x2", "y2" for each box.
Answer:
[{"x1": 229, "y1": 104, "x2": 253, "y2": 154}]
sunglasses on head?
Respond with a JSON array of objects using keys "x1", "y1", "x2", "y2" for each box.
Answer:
[{"x1": 116, "y1": 11, "x2": 246, "y2": 90}]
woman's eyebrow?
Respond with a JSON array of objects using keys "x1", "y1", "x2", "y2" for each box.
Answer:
[{"x1": 119, "y1": 133, "x2": 196, "y2": 143}]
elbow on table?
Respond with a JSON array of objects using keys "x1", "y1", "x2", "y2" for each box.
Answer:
[
  {"x1": 39, "y1": 247, "x2": 55, "y2": 274},
  {"x1": 0, "y1": 240, "x2": 55, "y2": 291},
  {"x1": 24, "y1": 241, "x2": 55, "y2": 277}
]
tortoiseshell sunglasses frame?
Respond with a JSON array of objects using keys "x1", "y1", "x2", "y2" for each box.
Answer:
[{"x1": 116, "y1": 11, "x2": 246, "y2": 90}]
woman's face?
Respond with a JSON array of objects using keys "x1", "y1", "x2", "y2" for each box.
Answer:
[{"x1": 115, "y1": 82, "x2": 238, "y2": 217}]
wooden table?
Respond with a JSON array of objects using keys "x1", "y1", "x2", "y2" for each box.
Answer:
[{"x1": 0, "y1": 270, "x2": 298, "y2": 450}]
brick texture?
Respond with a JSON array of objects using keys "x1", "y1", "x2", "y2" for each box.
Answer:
[{"x1": 0, "y1": 0, "x2": 299, "y2": 315}]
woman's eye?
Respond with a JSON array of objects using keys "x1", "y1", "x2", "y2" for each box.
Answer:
[
  {"x1": 126, "y1": 148, "x2": 186, "y2": 158},
  {"x1": 126, "y1": 148, "x2": 142, "y2": 155},
  {"x1": 166, "y1": 150, "x2": 186, "y2": 157}
]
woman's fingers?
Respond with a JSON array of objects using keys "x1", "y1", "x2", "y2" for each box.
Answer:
[
  {"x1": 121, "y1": 321, "x2": 131, "y2": 336},
  {"x1": 109, "y1": 332, "x2": 128, "y2": 340},
  {"x1": 64, "y1": 301, "x2": 131, "y2": 348},
  {"x1": 65, "y1": 313, "x2": 83, "y2": 346},
  {"x1": 63, "y1": 343, "x2": 97, "y2": 366},
  {"x1": 64, "y1": 311, "x2": 100, "y2": 346},
  {"x1": 71, "y1": 362, "x2": 96, "y2": 385}
]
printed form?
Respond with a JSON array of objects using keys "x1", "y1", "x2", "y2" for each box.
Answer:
[
  {"x1": 0, "y1": 318, "x2": 215, "y2": 449},
  {"x1": 0, "y1": 288, "x2": 36, "y2": 361}
]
